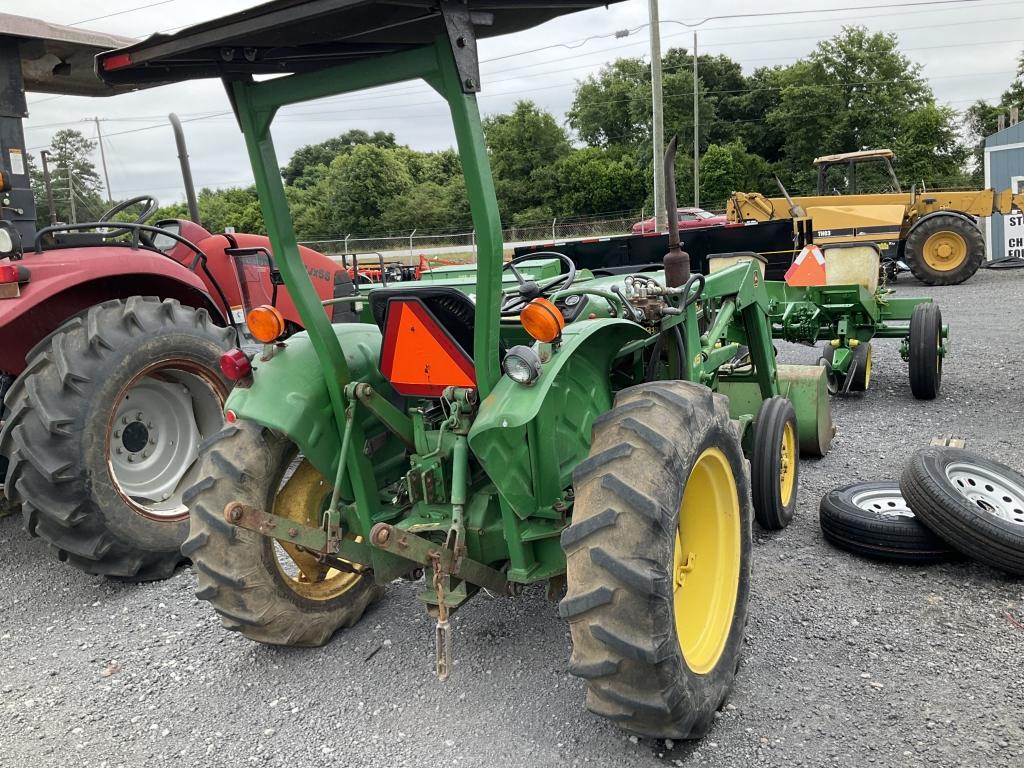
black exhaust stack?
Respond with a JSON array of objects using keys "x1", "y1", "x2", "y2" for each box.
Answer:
[
  {"x1": 169, "y1": 113, "x2": 201, "y2": 225},
  {"x1": 662, "y1": 135, "x2": 689, "y2": 288}
]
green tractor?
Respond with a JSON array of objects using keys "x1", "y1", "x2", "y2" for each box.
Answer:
[{"x1": 98, "y1": 1, "x2": 834, "y2": 739}]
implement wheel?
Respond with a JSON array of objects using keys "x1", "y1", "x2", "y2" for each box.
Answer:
[
  {"x1": 751, "y1": 396, "x2": 799, "y2": 530},
  {"x1": 904, "y1": 214, "x2": 984, "y2": 286},
  {"x1": 0, "y1": 298, "x2": 232, "y2": 581},
  {"x1": 182, "y1": 422, "x2": 383, "y2": 646},
  {"x1": 560, "y1": 381, "x2": 751, "y2": 739},
  {"x1": 908, "y1": 303, "x2": 942, "y2": 400}
]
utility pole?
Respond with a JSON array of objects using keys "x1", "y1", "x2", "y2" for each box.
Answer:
[
  {"x1": 68, "y1": 166, "x2": 77, "y2": 224},
  {"x1": 693, "y1": 32, "x2": 700, "y2": 208},
  {"x1": 649, "y1": 0, "x2": 666, "y2": 232},
  {"x1": 94, "y1": 116, "x2": 112, "y2": 203},
  {"x1": 39, "y1": 150, "x2": 57, "y2": 225}
]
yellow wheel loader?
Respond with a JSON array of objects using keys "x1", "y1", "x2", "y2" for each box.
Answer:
[{"x1": 727, "y1": 149, "x2": 1024, "y2": 286}]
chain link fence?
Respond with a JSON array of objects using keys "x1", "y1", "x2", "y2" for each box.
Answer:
[{"x1": 299, "y1": 208, "x2": 654, "y2": 261}]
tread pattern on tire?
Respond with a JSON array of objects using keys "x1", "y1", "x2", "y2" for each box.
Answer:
[
  {"x1": 909, "y1": 303, "x2": 942, "y2": 400},
  {"x1": 560, "y1": 380, "x2": 752, "y2": 739},
  {"x1": 900, "y1": 447, "x2": 1024, "y2": 575},
  {"x1": 182, "y1": 422, "x2": 384, "y2": 646},
  {"x1": 0, "y1": 297, "x2": 233, "y2": 581},
  {"x1": 904, "y1": 213, "x2": 984, "y2": 286},
  {"x1": 751, "y1": 396, "x2": 799, "y2": 530},
  {"x1": 819, "y1": 481, "x2": 957, "y2": 564}
]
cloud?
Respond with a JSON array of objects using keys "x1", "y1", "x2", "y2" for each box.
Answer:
[{"x1": 21, "y1": 0, "x2": 1022, "y2": 204}]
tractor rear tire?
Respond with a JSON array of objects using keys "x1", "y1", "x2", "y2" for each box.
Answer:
[
  {"x1": 904, "y1": 214, "x2": 984, "y2": 286},
  {"x1": 751, "y1": 396, "x2": 799, "y2": 530},
  {"x1": 182, "y1": 422, "x2": 384, "y2": 646},
  {"x1": 908, "y1": 303, "x2": 942, "y2": 400},
  {"x1": 0, "y1": 297, "x2": 232, "y2": 581},
  {"x1": 560, "y1": 380, "x2": 751, "y2": 739}
]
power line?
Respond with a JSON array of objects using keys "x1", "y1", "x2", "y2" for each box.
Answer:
[{"x1": 70, "y1": 0, "x2": 179, "y2": 27}]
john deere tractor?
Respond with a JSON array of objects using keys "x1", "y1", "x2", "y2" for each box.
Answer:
[{"x1": 99, "y1": 0, "x2": 835, "y2": 738}]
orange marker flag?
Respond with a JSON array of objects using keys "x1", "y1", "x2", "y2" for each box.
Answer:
[{"x1": 784, "y1": 244, "x2": 827, "y2": 287}]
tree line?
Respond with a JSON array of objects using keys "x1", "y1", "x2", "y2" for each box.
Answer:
[{"x1": 30, "y1": 27, "x2": 1024, "y2": 241}]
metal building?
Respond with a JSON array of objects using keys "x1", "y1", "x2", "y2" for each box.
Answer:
[{"x1": 984, "y1": 120, "x2": 1024, "y2": 261}]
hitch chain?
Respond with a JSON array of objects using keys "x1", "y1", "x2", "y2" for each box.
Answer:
[{"x1": 430, "y1": 553, "x2": 453, "y2": 682}]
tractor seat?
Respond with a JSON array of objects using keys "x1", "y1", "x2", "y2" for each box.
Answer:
[{"x1": 368, "y1": 286, "x2": 496, "y2": 397}]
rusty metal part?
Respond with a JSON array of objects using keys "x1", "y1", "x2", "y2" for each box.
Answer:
[
  {"x1": 431, "y1": 554, "x2": 452, "y2": 681},
  {"x1": 369, "y1": 522, "x2": 508, "y2": 594}
]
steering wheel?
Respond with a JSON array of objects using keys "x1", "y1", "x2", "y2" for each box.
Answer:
[
  {"x1": 98, "y1": 195, "x2": 160, "y2": 241},
  {"x1": 501, "y1": 252, "x2": 576, "y2": 315}
]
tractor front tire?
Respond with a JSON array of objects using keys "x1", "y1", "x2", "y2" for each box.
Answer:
[
  {"x1": 182, "y1": 422, "x2": 384, "y2": 646},
  {"x1": 561, "y1": 380, "x2": 752, "y2": 739},
  {"x1": 751, "y1": 396, "x2": 799, "y2": 530},
  {"x1": 904, "y1": 214, "x2": 984, "y2": 286},
  {"x1": 909, "y1": 303, "x2": 943, "y2": 400},
  {"x1": 0, "y1": 297, "x2": 232, "y2": 581}
]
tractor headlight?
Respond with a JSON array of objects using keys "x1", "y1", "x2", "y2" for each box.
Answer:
[{"x1": 502, "y1": 345, "x2": 542, "y2": 386}]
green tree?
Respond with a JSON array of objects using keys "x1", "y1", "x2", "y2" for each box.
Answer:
[
  {"x1": 30, "y1": 129, "x2": 107, "y2": 225},
  {"x1": 319, "y1": 144, "x2": 414, "y2": 234},
  {"x1": 548, "y1": 147, "x2": 646, "y2": 216},
  {"x1": 281, "y1": 129, "x2": 396, "y2": 186},
  {"x1": 699, "y1": 140, "x2": 772, "y2": 206},
  {"x1": 484, "y1": 100, "x2": 570, "y2": 218}
]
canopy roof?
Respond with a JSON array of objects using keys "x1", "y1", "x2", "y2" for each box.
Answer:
[
  {"x1": 813, "y1": 149, "x2": 895, "y2": 166},
  {"x1": 0, "y1": 13, "x2": 137, "y2": 96},
  {"x1": 96, "y1": 0, "x2": 621, "y2": 86}
]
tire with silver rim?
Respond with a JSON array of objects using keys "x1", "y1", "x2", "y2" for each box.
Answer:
[
  {"x1": 0, "y1": 297, "x2": 232, "y2": 581},
  {"x1": 819, "y1": 481, "x2": 957, "y2": 563},
  {"x1": 901, "y1": 447, "x2": 1024, "y2": 575}
]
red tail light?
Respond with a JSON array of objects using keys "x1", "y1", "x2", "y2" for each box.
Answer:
[
  {"x1": 101, "y1": 53, "x2": 134, "y2": 71},
  {"x1": 0, "y1": 264, "x2": 28, "y2": 284},
  {"x1": 219, "y1": 349, "x2": 252, "y2": 381}
]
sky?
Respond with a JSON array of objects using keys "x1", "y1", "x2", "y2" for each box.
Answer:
[{"x1": 13, "y1": 0, "x2": 1024, "y2": 206}]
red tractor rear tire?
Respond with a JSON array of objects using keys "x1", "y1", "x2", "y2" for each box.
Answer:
[{"x1": 0, "y1": 297, "x2": 233, "y2": 581}]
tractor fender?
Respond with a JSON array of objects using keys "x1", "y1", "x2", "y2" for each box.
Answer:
[
  {"x1": 223, "y1": 323, "x2": 405, "y2": 488},
  {"x1": 468, "y1": 319, "x2": 649, "y2": 520},
  {"x1": 0, "y1": 248, "x2": 224, "y2": 374},
  {"x1": 908, "y1": 209, "x2": 982, "y2": 234}
]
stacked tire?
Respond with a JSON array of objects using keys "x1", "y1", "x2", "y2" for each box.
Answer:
[{"x1": 820, "y1": 447, "x2": 1024, "y2": 576}]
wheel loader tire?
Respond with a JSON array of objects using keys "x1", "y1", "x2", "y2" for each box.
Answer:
[
  {"x1": 182, "y1": 422, "x2": 384, "y2": 646},
  {"x1": 819, "y1": 481, "x2": 957, "y2": 564},
  {"x1": 900, "y1": 447, "x2": 1024, "y2": 575},
  {"x1": 751, "y1": 396, "x2": 799, "y2": 530},
  {"x1": 0, "y1": 297, "x2": 232, "y2": 581},
  {"x1": 560, "y1": 380, "x2": 752, "y2": 740},
  {"x1": 908, "y1": 303, "x2": 942, "y2": 400},
  {"x1": 904, "y1": 214, "x2": 984, "y2": 286}
]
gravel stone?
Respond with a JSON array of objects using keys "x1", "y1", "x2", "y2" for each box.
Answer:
[{"x1": 1, "y1": 268, "x2": 1023, "y2": 767}]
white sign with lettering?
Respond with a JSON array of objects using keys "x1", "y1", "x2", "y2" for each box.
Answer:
[{"x1": 1006, "y1": 212, "x2": 1024, "y2": 260}]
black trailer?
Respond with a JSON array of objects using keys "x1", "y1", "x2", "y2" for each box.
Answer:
[{"x1": 513, "y1": 219, "x2": 800, "y2": 280}]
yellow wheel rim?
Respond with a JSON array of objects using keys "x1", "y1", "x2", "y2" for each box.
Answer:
[
  {"x1": 673, "y1": 448, "x2": 741, "y2": 674},
  {"x1": 272, "y1": 459, "x2": 363, "y2": 601},
  {"x1": 922, "y1": 231, "x2": 967, "y2": 272},
  {"x1": 779, "y1": 421, "x2": 797, "y2": 507},
  {"x1": 863, "y1": 345, "x2": 872, "y2": 389}
]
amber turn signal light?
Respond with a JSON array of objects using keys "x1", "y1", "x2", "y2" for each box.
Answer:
[
  {"x1": 246, "y1": 304, "x2": 285, "y2": 343},
  {"x1": 520, "y1": 297, "x2": 565, "y2": 343}
]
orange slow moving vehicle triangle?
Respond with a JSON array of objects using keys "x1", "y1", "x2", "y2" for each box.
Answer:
[
  {"x1": 379, "y1": 298, "x2": 476, "y2": 397},
  {"x1": 784, "y1": 244, "x2": 827, "y2": 287}
]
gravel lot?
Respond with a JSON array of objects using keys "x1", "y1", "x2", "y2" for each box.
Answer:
[{"x1": 2, "y1": 267, "x2": 1023, "y2": 768}]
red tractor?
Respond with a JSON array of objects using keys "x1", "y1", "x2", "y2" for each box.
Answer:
[{"x1": 0, "y1": 198, "x2": 355, "y2": 580}]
